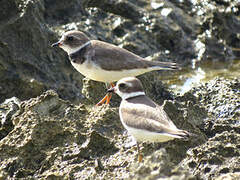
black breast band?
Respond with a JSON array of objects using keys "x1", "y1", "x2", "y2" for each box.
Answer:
[{"x1": 69, "y1": 42, "x2": 91, "y2": 64}]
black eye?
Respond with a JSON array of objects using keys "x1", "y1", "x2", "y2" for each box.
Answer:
[
  {"x1": 119, "y1": 83, "x2": 126, "y2": 89},
  {"x1": 66, "y1": 36, "x2": 74, "y2": 41}
]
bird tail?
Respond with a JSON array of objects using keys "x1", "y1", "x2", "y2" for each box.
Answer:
[
  {"x1": 146, "y1": 61, "x2": 182, "y2": 70},
  {"x1": 174, "y1": 129, "x2": 198, "y2": 141},
  {"x1": 178, "y1": 129, "x2": 191, "y2": 137}
]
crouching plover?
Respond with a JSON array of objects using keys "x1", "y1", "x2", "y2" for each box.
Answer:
[
  {"x1": 52, "y1": 30, "x2": 181, "y2": 105},
  {"x1": 107, "y1": 77, "x2": 190, "y2": 162}
]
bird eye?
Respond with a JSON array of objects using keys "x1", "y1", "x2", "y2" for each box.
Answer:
[
  {"x1": 66, "y1": 36, "x2": 74, "y2": 41},
  {"x1": 119, "y1": 83, "x2": 126, "y2": 89}
]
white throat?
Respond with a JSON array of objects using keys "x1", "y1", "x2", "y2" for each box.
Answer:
[
  {"x1": 61, "y1": 41, "x2": 91, "y2": 54},
  {"x1": 117, "y1": 91, "x2": 145, "y2": 100}
]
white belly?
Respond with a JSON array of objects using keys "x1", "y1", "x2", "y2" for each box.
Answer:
[
  {"x1": 119, "y1": 111, "x2": 177, "y2": 143},
  {"x1": 125, "y1": 125, "x2": 176, "y2": 143},
  {"x1": 71, "y1": 61, "x2": 151, "y2": 83}
]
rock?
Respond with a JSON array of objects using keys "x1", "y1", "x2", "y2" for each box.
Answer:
[
  {"x1": 192, "y1": 78, "x2": 240, "y2": 137},
  {"x1": 215, "y1": 173, "x2": 240, "y2": 180},
  {"x1": 0, "y1": 0, "x2": 21, "y2": 28},
  {"x1": 180, "y1": 78, "x2": 240, "y2": 179},
  {"x1": 0, "y1": 0, "x2": 86, "y2": 104},
  {"x1": 83, "y1": 0, "x2": 144, "y2": 23},
  {"x1": 0, "y1": 97, "x2": 21, "y2": 140},
  {"x1": 1, "y1": 77, "x2": 239, "y2": 179},
  {"x1": 182, "y1": 131, "x2": 240, "y2": 179},
  {"x1": 81, "y1": 78, "x2": 111, "y2": 105},
  {"x1": 0, "y1": 90, "x2": 119, "y2": 179},
  {"x1": 190, "y1": 1, "x2": 240, "y2": 61},
  {"x1": 129, "y1": 149, "x2": 195, "y2": 180},
  {"x1": 0, "y1": 87, "x2": 207, "y2": 179},
  {"x1": 43, "y1": 0, "x2": 86, "y2": 21},
  {"x1": 1, "y1": 0, "x2": 239, "y2": 104}
]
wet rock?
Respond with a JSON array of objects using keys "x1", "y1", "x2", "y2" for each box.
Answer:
[
  {"x1": 1, "y1": 0, "x2": 239, "y2": 105},
  {"x1": 50, "y1": 0, "x2": 199, "y2": 63},
  {"x1": 190, "y1": 0, "x2": 240, "y2": 61},
  {"x1": 148, "y1": 1, "x2": 198, "y2": 61}
]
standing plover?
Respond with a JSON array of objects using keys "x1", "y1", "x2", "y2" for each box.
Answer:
[
  {"x1": 52, "y1": 30, "x2": 180, "y2": 105},
  {"x1": 107, "y1": 77, "x2": 190, "y2": 162}
]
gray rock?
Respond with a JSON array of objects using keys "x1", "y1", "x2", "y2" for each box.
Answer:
[
  {"x1": 0, "y1": 77, "x2": 239, "y2": 179},
  {"x1": 0, "y1": 0, "x2": 85, "y2": 103},
  {"x1": 0, "y1": 97, "x2": 21, "y2": 140},
  {"x1": 0, "y1": 90, "x2": 119, "y2": 179}
]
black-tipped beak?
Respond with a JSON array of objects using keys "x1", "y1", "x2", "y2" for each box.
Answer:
[
  {"x1": 51, "y1": 42, "x2": 60, "y2": 47},
  {"x1": 107, "y1": 87, "x2": 115, "y2": 93}
]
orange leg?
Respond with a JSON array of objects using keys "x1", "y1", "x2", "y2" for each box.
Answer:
[
  {"x1": 96, "y1": 83, "x2": 115, "y2": 106},
  {"x1": 96, "y1": 93, "x2": 109, "y2": 106},
  {"x1": 137, "y1": 143, "x2": 143, "y2": 163},
  {"x1": 105, "y1": 93, "x2": 112, "y2": 104}
]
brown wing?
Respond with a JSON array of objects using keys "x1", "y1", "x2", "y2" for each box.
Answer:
[
  {"x1": 90, "y1": 40, "x2": 179, "y2": 71},
  {"x1": 120, "y1": 96, "x2": 187, "y2": 137}
]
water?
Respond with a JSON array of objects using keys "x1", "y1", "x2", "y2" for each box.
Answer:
[{"x1": 158, "y1": 59, "x2": 240, "y2": 95}]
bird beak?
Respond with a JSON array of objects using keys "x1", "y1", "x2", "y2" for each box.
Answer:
[
  {"x1": 107, "y1": 87, "x2": 115, "y2": 93},
  {"x1": 51, "y1": 41, "x2": 62, "y2": 47}
]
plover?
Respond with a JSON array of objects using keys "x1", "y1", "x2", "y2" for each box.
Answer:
[
  {"x1": 52, "y1": 30, "x2": 180, "y2": 105},
  {"x1": 107, "y1": 77, "x2": 190, "y2": 162}
]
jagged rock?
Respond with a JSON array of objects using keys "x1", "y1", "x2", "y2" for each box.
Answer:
[
  {"x1": 0, "y1": 90, "x2": 119, "y2": 179},
  {"x1": 1, "y1": 77, "x2": 239, "y2": 179},
  {"x1": 0, "y1": 0, "x2": 86, "y2": 103},
  {"x1": 182, "y1": 131, "x2": 240, "y2": 179},
  {"x1": 180, "y1": 78, "x2": 240, "y2": 179},
  {"x1": 215, "y1": 173, "x2": 240, "y2": 180},
  {"x1": 0, "y1": 85, "x2": 208, "y2": 179},
  {"x1": 192, "y1": 78, "x2": 240, "y2": 137},
  {"x1": 0, "y1": 0, "x2": 239, "y2": 179},
  {"x1": 43, "y1": 0, "x2": 85, "y2": 21},
  {"x1": 0, "y1": 97, "x2": 21, "y2": 140},
  {"x1": 83, "y1": 0, "x2": 144, "y2": 22}
]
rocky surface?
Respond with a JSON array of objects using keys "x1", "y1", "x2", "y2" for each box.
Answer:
[
  {"x1": 180, "y1": 78, "x2": 240, "y2": 179},
  {"x1": 0, "y1": 0, "x2": 240, "y2": 179},
  {"x1": 0, "y1": 78, "x2": 239, "y2": 179},
  {"x1": 0, "y1": 90, "x2": 200, "y2": 179}
]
